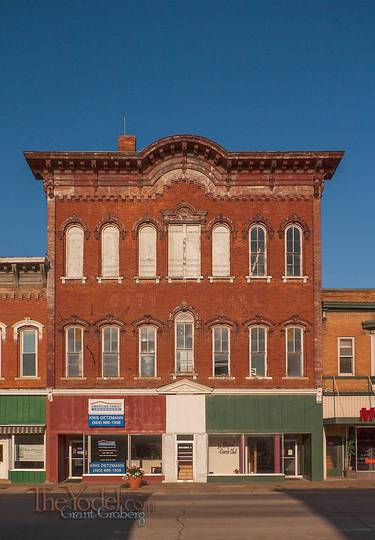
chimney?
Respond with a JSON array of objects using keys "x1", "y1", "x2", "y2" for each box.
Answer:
[{"x1": 118, "y1": 134, "x2": 136, "y2": 152}]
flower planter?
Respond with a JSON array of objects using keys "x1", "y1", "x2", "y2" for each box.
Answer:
[{"x1": 127, "y1": 476, "x2": 142, "y2": 489}]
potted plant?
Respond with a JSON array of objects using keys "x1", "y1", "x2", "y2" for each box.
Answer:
[
  {"x1": 344, "y1": 436, "x2": 356, "y2": 476},
  {"x1": 123, "y1": 466, "x2": 144, "y2": 488}
]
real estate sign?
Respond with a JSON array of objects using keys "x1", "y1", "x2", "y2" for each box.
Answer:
[{"x1": 88, "y1": 399, "x2": 125, "y2": 427}]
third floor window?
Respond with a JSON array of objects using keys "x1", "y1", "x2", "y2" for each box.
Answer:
[{"x1": 168, "y1": 224, "x2": 201, "y2": 278}]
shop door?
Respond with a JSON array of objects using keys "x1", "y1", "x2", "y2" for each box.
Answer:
[
  {"x1": 284, "y1": 439, "x2": 298, "y2": 477},
  {"x1": 0, "y1": 440, "x2": 8, "y2": 479},
  {"x1": 177, "y1": 438, "x2": 193, "y2": 481},
  {"x1": 68, "y1": 439, "x2": 84, "y2": 479},
  {"x1": 326, "y1": 436, "x2": 343, "y2": 477}
]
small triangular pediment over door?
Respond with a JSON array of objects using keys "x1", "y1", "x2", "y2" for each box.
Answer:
[{"x1": 156, "y1": 378, "x2": 213, "y2": 395}]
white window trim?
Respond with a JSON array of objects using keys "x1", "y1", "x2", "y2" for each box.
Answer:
[
  {"x1": 96, "y1": 276, "x2": 123, "y2": 283},
  {"x1": 249, "y1": 224, "x2": 267, "y2": 278},
  {"x1": 61, "y1": 276, "x2": 87, "y2": 284},
  {"x1": 285, "y1": 326, "x2": 304, "y2": 378},
  {"x1": 0, "y1": 323, "x2": 6, "y2": 379},
  {"x1": 101, "y1": 325, "x2": 120, "y2": 378},
  {"x1": 371, "y1": 333, "x2": 375, "y2": 377},
  {"x1": 138, "y1": 224, "x2": 157, "y2": 279},
  {"x1": 174, "y1": 313, "x2": 194, "y2": 374},
  {"x1": 211, "y1": 224, "x2": 231, "y2": 279},
  {"x1": 65, "y1": 225, "x2": 85, "y2": 280},
  {"x1": 212, "y1": 325, "x2": 231, "y2": 378},
  {"x1": 20, "y1": 328, "x2": 38, "y2": 378},
  {"x1": 338, "y1": 336, "x2": 355, "y2": 376},
  {"x1": 138, "y1": 325, "x2": 157, "y2": 378},
  {"x1": 13, "y1": 319, "x2": 43, "y2": 340},
  {"x1": 284, "y1": 224, "x2": 304, "y2": 280},
  {"x1": 65, "y1": 326, "x2": 84, "y2": 379},
  {"x1": 249, "y1": 325, "x2": 268, "y2": 378},
  {"x1": 168, "y1": 224, "x2": 201, "y2": 279},
  {"x1": 134, "y1": 276, "x2": 161, "y2": 283}
]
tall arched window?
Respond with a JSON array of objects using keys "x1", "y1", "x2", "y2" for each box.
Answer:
[
  {"x1": 286, "y1": 326, "x2": 303, "y2": 377},
  {"x1": 212, "y1": 225, "x2": 230, "y2": 277},
  {"x1": 175, "y1": 312, "x2": 194, "y2": 373},
  {"x1": 250, "y1": 225, "x2": 266, "y2": 277},
  {"x1": 213, "y1": 325, "x2": 230, "y2": 376},
  {"x1": 102, "y1": 325, "x2": 120, "y2": 377},
  {"x1": 20, "y1": 328, "x2": 38, "y2": 377},
  {"x1": 285, "y1": 225, "x2": 302, "y2": 277},
  {"x1": 139, "y1": 225, "x2": 157, "y2": 277},
  {"x1": 249, "y1": 326, "x2": 267, "y2": 377},
  {"x1": 65, "y1": 326, "x2": 83, "y2": 377},
  {"x1": 101, "y1": 225, "x2": 119, "y2": 278},
  {"x1": 66, "y1": 225, "x2": 84, "y2": 278},
  {"x1": 139, "y1": 325, "x2": 157, "y2": 377}
]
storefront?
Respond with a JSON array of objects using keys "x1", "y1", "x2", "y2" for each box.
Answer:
[
  {"x1": 0, "y1": 394, "x2": 46, "y2": 483},
  {"x1": 46, "y1": 394, "x2": 165, "y2": 483}
]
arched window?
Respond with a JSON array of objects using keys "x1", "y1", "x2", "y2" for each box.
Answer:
[
  {"x1": 65, "y1": 326, "x2": 83, "y2": 377},
  {"x1": 20, "y1": 327, "x2": 38, "y2": 377},
  {"x1": 175, "y1": 312, "x2": 194, "y2": 373},
  {"x1": 139, "y1": 325, "x2": 157, "y2": 377},
  {"x1": 250, "y1": 225, "x2": 266, "y2": 277},
  {"x1": 285, "y1": 225, "x2": 302, "y2": 277},
  {"x1": 139, "y1": 225, "x2": 157, "y2": 277},
  {"x1": 286, "y1": 326, "x2": 303, "y2": 377},
  {"x1": 249, "y1": 326, "x2": 267, "y2": 377},
  {"x1": 102, "y1": 325, "x2": 120, "y2": 377},
  {"x1": 212, "y1": 225, "x2": 230, "y2": 277},
  {"x1": 101, "y1": 225, "x2": 119, "y2": 278},
  {"x1": 66, "y1": 225, "x2": 84, "y2": 278},
  {"x1": 213, "y1": 325, "x2": 230, "y2": 376}
]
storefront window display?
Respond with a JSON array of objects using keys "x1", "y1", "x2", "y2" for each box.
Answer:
[
  {"x1": 14, "y1": 434, "x2": 44, "y2": 470},
  {"x1": 130, "y1": 435, "x2": 162, "y2": 474},
  {"x1": 356, "y1": 428, "x2": 375, "y2": 471}
]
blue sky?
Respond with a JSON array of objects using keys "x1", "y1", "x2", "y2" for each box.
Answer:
[{"x1": 1, "y1": 1, "x2": 374, "y2": 287}]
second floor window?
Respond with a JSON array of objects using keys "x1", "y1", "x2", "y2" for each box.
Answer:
[
  {"x1": 286, "y1": 326, "x2": 303, "y2": 377},
  {"x1": 212, "y1": 225, "x2": 230, "y2": 277},
  {"x1": 101, "y1": 225, "x2": 119, "y2": 278},
  {"x1": 139, "y1": 225, "x2": 157, "y2": 277},
  {"x1": 250, "y1": 326, "x2": 267, "y2": 377},
  {"x1": 66, "y1": 326, "x2": 83, "y2": 377},
  {"x1": 285, "y1": 225, "x2": 302, "y2": 277},
  {"x1": 339, "y1": 337, "x2": 354, "y2": 375},
  {"x1": 20, "y1": 328, "x2": 37, "y2": 377},
  {"x1": 102, "y1": 326, "x2": 120, "y2": 377},
  {"x1": 139, "y1": 326, "x2": 156, "y2": 377},
  {"x1": 250, "y1": 225, "x2": 266, "y2": 277},
  {"x1": 213, "y1": 326, "x2": 229, "y2": 376},
  {"x1": 66, "y1": 225, "x2": 84, "y2": 278},
  {"x1": 175, "y1": 312, "x2": 194, "y2": 373},
  {"x1": 168, "y1": 224, "x2": 201, "y2": 278}
]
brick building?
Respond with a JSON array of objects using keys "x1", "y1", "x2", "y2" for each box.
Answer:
[
  {"x1": 0, "y1": 133, "x2": 343, "y2": 483},
  {"x1": 322, "y1": 289, "x2": 375, "y2": 478}
]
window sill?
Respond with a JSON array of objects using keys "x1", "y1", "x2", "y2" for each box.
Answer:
[
  {"x1": 282, "y1": 376, "x2": 308, "y2": 380},
  {"x1": 96, "y1": 377, "x2": 124, "y2": 380},
  {"x1": 166, "y1": 276, "x2": 204, "y2": 283},
  {"x1": 60, "y1": 377, "x2": 87, "y2": 380},
  {"x1": 208, "y1": 276, "x2": 235, "y2": 283},
  {"x1": 246, "y1": 376, "x2": 272, "y2": 380},
  {"x1": 282, "y1": 276, "x2": 308, "y2": 283},
  {"x1": 14, "y1": 377, "x2": 40, "y2": 380},
  {"x1": 60, "y1": 276, "x2": 87, "y2": 283},
  {"x1": 96, "y1": 276, "x2": 123, "y2": 283},
  {"x1": 0, "y1": 377, "x2": 4, "y2": 380},
  {"x1": 246, "y1": 275, "x2": 272, "y2": 283},
  {"x1": 134, "y1": 376, "x2": 161, "y2": 380},
  {"x1": 208, "y1": 376, "x2": 235, "y2": 380},
  {"x1": 134, "y1": 276, "x2": 161, "y2": 283},
  {"x1": 171, "y1": 372, "x2": 198, "y2": 380}
]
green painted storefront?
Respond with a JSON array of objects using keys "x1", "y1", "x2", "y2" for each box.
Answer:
[
  {"x1": 0, "y1": 395, "x2": 46, "y2": 483},
  {"x1": 206, "y1": 394, "x2": 323, "y2": 481}
]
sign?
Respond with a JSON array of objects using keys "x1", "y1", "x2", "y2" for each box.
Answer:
[
  {"x1": 88, "y1": 399, "x2": 125, "y2": 427},
  {"x1": 17, "y1": 444, "x2": 44, "y2": 462},
  {"x1": 359, "y1": 408, "x2": 375, "y2": 422},
  {"x1": 89, "y1": 462, "x2": 125, "y2": 474}
]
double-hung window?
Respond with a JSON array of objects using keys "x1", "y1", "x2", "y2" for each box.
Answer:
[
  {"x1": 101, "y1": 225, "x2": 120, "y2": 278},
  {"x1": 168, "y1": 224, "x2": 201, "y2": 278},
  {"x1": 212, "y1": 225, "x2": 230, "y2": 277},
  {"x1": 175, "y1": 313, "x2": 194, "y2": 373},
  {"x1": 250, "y1": 326, "x2": 267, "y2": 377},
  {"x1": 66, "y1": 225, "x2": 84, "y2": 278},
  {"x1": 139, "y1": 225, "x2": 157, "y2": 277},
  {"x1": 139, "y1": 326, "x2": 156, "y2": 377},
  {"x1": 286, "y1": 326, "x2": 303, "y2": 377},
  {"x1": 213, "y1": 326, "x2": 230, "y2": 376},
  {"x1": 102, "y1": 326, "x2": 120, "y2": 377},
  {"x1": 20, "y1": 328, "x2": 37, "y2": 377},
  {"x1": 250, "y1": 225, "x2": 266, "y2": 277},
  {"x1": 66, "y1": 327, "x2": 83, "y2": 377},
  {"x1": 338, "y1": 337, "x2": 354, "y2": 375},
  {"x1": 285, "y1": 225, "x2": 302, "y2": 277}
]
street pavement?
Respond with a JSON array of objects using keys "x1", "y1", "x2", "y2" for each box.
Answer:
[{"x1": 1, "y1": 488, "x2": 375, "y2": 539}]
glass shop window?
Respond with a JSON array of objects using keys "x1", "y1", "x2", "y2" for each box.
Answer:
[
  {"x1": 14, "y1": 434, "x2": 44, "y2": 470},
  {"x1": 208, "y1": 435, "x2": 241, "y2": 475},
  {"x1": 130, "y1": 435, "x2": 162, "y2": 474}
]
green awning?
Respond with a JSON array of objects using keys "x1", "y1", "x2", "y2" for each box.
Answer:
[{"x1": 0, "y1": 425, "x2": 45, "y2": 434}]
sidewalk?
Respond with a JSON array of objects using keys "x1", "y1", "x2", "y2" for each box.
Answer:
[{"x1": 2, "y1": 478, "x2": 375, "y2": 495}]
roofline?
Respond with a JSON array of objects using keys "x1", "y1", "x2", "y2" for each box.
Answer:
[{"x1": 0, "y1": 257, "x2": 46, "y2": 263}]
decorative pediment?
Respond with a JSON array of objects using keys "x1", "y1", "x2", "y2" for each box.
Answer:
[
  {"x1": 58, "y1": 215, "x2": 90, "y2": 240},
  {"x1": 242, "y1": 214, "x2": 274, "y2": 239},
  {"x1": 205, "y1": 315, "x2": 239, "y2": 331},
  {"x1": 94, "y1": 215, "x2": 127, "y2": 240},
  {"x1": 157, "y1": 379, "x2": 213, "y2": 395},
  {"x1": 131, "y1": 216, "x2": 164, "y2": 239},
  {"x1": 279, "y1": 315, "x2": 312, "y2": 333},
  {"x1": 242, "y1": 315, "x2": 276, "y2": 332},
  {"x1": 168, "y1": 303, "x2": 201, "y2": 329},
  {"x1": 206, "y1": 214, "x2": 237, "y2": 238},
  {"x1": 278, "y1": 214, "x2": 310, "y2": 240},
  {"x1": 131, "y1": 315, "x2": 164, "y2": 334},
  {"x1": 93, "y1": 315, "x2": 125, "y2": 334},
  {"x1": 57, "y1": 315, "x2": 90, "y2": 332},
  {"x1": 161, "y1": 202, "x2": 207, "y2": 225}
]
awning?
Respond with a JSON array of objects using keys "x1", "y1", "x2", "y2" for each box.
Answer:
[{"x1": 0, "y1": 425, "x2": 45, "y2": 434}]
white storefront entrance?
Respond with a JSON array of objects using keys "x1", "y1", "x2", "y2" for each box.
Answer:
[{"x1": 0, "y1": 438, "x2": 9, "y2": 479}]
